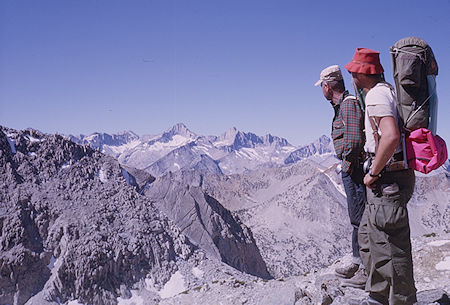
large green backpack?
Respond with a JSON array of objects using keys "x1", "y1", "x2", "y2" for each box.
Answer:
[
  {"x1": 390, "y1": 37, "x2": 448, "y2": 173},
  {"x1": 390, "y1": 37, "x2": 439, "y2": 133}
]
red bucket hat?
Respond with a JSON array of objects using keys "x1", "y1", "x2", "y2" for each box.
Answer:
[{"x1": 345, "y1": 48, "x2": 384, "y2": 74}]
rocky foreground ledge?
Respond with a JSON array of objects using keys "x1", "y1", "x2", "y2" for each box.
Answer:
[{"x1": 157, "y1": 233, "x2": 450, "y2": 305}]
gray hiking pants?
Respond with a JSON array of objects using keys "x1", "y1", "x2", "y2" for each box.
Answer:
[{"x1": 358, "y1": 169, "x2": 416, "y2": 305}]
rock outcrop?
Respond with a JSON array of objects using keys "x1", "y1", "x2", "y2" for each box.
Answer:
[
  {"x1": 0, "y1": 127, "x2": 196, "y2": 305},
  {"x1": 143, "y1": 170, "x2": 271, "y2": 279}
]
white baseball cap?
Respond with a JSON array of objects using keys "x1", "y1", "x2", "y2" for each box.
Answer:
[{"x1": 314, "y1": 65, "x2": 343, "y2": 87}]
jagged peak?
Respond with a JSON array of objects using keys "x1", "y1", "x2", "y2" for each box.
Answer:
[
  {"x1": 220, "y1": 127, "x2": 239, "y2": 140},
  {"x1": 317, "y1": 134, "x2": 331, "y2": 143},
  {"x1": 262, "y1": 133, "x2": 291, "y2": 147},
  {"x1": 163, "y1": 123, "x2": 197, "y2": 138},
  {"x1": 115, "y1": 130, "x2": 139, "y2": 137},
  {"x1": 69, "y1": 130, "x2": 139, "y2": 141},
  {"x1": 216, "y1": 127, "x2": 290, "y2": 149}
]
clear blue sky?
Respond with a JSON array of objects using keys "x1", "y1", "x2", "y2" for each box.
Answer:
[{"x1": 1, "y1": 0, "x2": 449, "y2": 145}]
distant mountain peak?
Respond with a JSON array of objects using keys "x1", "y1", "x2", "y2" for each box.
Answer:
[
  {"x1": 318, "y1": 134, "x2": 330, "y2": 143},
  {"x1": 284, "y1": 135, "x2": 334, "y2": 165},
  {"x1": 116, "y1": 130, "x2": 139, "y2": 137},
  {"x1": 68, "y1": 130, "x2": 140, "y2": 151},
  {"x1": 262, "y1": 133, "x2": 291, "y2": 147},
  {"x1": 221, "y1": 127, "x2": 239, "y2": 140},
  {"x1": 163, "y1": 123, "x2": 197, "y2": 139},
  {"x1": 216, "y1": 127, "x2": 290, "y2": 150}
]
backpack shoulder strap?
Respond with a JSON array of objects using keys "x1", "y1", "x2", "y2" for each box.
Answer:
[
  {"x1": 343, "y1": 95, "x2": 357, "y2": 102},
  {"x1": 343, "y1": 95, "x2": 365, "y2": 113},
  {"x1": 368, "y1": 114, "x2": 380, "y2": 154}
]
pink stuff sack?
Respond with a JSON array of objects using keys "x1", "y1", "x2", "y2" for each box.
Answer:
[{"x1": 405, "y1": 128, "x2": 448, "y2": 174}]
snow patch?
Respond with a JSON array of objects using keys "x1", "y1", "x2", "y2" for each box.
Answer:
[
  {"x1": 27, "y1": 135, "x2": 43, "y2": 143},
  {"x1": 98, "y1": 169, "x2": 108, "y2": 183},
  {"x1": 214, "y1": 140, "x2": 233, "y2": 147},
  {"x1": 47, "y1": 256, "x2": 57, "y2": 269},
  {"x1": 192, "y1": 144, "x2": 213, "y2": 157},
  {"x1": 117, "y1": 290, "x2": 145, "y2": 305},
  {"x1": 427, "y1": 239, "x2": 450, "y2": 247},
  {"x1": 108, "y1": 139, "x2": 141, "y2": 155},
  {"x1": 174, "y1": 163, "x2": 181, "y2": 169},
  {"x1": 144, "y1": 277, "x2": 155, "y2": 291},
  {"x1": 192, "y1": 267, "x2": 204, "y2": 279},
  {"x1": 435, "y1": 256, "x2": 450, "y2": 271},
  {"x1": 281, "y1": 146, "x2": 297, "y2": 153},
  {"x1": 324, "y1": 172, "x2": 346, "y2": 197},
  {"x1": 241, "y1": 148, "x2": 263, "y2": 160},
  {"x1": 6, "y1": 135, "x2": 16, "y2": 154},
  {"x1": 139, "y1": 182, "x2": 152, "y2": 195},
  {"x1": 28, "y1": 152, "x2": 37, "y2": 157},
  {"x1": 62, "y1": 162, "x2": 71, "y2": 169},
  {"x1": 67, "y1": 300, "x2": 84, "y2": 305},
  {"x1": 148, "y1": 135, "x2": 193, "y2": 151},
  {"x1": 158, "y1": 271, "x2": 186, "y2": 299}
]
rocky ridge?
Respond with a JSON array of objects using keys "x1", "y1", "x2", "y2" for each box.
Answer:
[
  {"x1": 68, "y1": 131, "x2": 139, "y2": 157},
  {"x1": 284, "y1": 135, "x2": 334, "y2": 165},
  {"x1": 0, "y1": 127, "x2": 268, "y2": 305},
  {"x1": 142, "y1": 171, "x2": 271, "y2": 279}
]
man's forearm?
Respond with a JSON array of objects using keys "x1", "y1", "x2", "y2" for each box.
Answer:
[
  {"x1": 371, "y1": 116, "x2": 400, "y2": 175},
  {"x1": 363, "y1": 116, "x2": 400, "y2": 188},
  {"x1": 371, "y1": 136, "x2": 397, "y2": 175}
]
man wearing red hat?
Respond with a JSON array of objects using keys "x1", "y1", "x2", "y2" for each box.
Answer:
[{"x1": 345, "y1": 48, "x2": 416, "y2": 305}]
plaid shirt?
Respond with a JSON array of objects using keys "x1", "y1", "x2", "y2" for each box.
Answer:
[{"x1": 331, "y1": 91, "x2": 365, "y2": 173}]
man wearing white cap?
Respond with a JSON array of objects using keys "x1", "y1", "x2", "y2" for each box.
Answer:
[{"x1": 315, "y1": 65, "x2": 366, "y2": 284}]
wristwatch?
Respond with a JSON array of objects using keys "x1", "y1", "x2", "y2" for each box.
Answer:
[{"x1": 369, "y1": 169, "x2": 382, "y2": 178}]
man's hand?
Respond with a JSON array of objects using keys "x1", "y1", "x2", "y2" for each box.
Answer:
[{"x1": 364, "y1": 173, "x2": 378, "y2": 190}]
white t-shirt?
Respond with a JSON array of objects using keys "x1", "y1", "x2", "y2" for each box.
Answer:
[{"x1": 364, "y1": 82, "x2": 402, "y2": 154}]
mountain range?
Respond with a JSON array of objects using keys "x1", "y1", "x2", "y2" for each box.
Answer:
[{"x1": 69, "y1": 123, "x2": 336, "y2": 176}]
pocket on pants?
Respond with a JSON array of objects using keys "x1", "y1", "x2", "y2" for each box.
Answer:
[{"x1": 371, "y1": 204, "x2": 409, "y2": 231}]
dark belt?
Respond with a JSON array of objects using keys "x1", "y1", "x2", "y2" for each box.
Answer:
[
  {"x1": 366, "y1": 151, "x2": 407, "y2": 172},
  {"x1": 367, "y1": 151, "x2": 403, "y2": 161},
  {"x1": 391, "y1": 151, "x2": 404, "y2": 162},
  {"x1": 385, "y1": 160, "x2": 407, "y2": 172}
]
